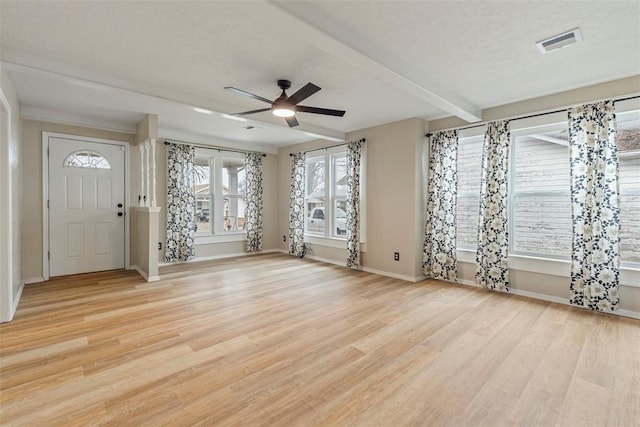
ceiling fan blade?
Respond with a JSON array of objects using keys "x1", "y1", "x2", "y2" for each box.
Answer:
[
  {"x1": 286, "y1": 82, "x2": 321, "y2": 105},
  {"x1": 231, "y1": 108, "x2": 271, "y2": 116},
  {"x1": 296, "y1": 105, "x2": 346, "y2": 117},
  {"x1": 285, "y1": 116, "x2": 299, "y2": 127},
  {"x1": 224, "y1": 87, "x2": 273, "y2": 105}
]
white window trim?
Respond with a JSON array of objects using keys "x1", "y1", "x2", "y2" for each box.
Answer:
[
  {"x1": 455, "y1": 102, "x2": 640, "y2": 277},
  {"x1": 509, "y1": 120, "x2": 570, "y2": 259},
  {"x1": 195, "y1": 233, "x2": 246, "y2": 245},
  {"x1": 616, "y1": 108, "x2": 640, "y2": 269},
  {"x1": 194, "y1": 149, "x2": 246, "y2": 241},
  {"x1": 305, "y1": 235, "x2": 368, "y2": 253},
  {"x1": 457, "y1": 249, "x2": 640, "y2": 287},
  {"x1": 303, "y1": 144, "x2": 367, "y2": 246},
  {"x1": 456, "y1": 134, "x2": 483, "y2": 250}
]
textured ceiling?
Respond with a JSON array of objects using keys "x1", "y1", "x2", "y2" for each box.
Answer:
[{"x1": 1, "y1": 0, "x2": 638, "y2": 150}]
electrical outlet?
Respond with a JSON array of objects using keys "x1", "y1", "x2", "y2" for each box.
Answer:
[
  {"x1": 394, "y1": 252, "x2": 399, "y2": 261},
  {"x1": 282, "y1": 235, "x2": 286, "y2": 242},
  {"x1": 158, "y1": 242, "x2": 162, "y2": 250}
]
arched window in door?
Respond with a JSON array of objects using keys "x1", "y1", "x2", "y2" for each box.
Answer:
[{"x1": 63, "y1": 150, "x2": 111, "y2": 169}]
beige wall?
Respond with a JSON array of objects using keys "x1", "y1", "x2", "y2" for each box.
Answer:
[
  {"x1": 347, "y1": 118, "x2": 427, "y2": 279},
  {"x1": 277, "y1": 118, "x2": 428, "y2": 281},
  {"x1": 20, "y1": 119, "x2": 135, "y2": 280},
  {"x1": 19, "y1": 122, "x2": 278, "y2": 281},
  {"x1": 131, "y1": 207, "x2": 160, "y2": 281},
  {"x1": 261, "y1": 153, "x2": 279, "y2": 251},
  {"x1": 433, "y1": 75, "x2": 640, "y2": 316},
  {"x1": 0, "y1": 69, "x2": 22, "y2": 322},
  {"x1": 13, "y1": 74, "x2": 640, "y2": 319},
  {"x1": 156, "y1": 140, "x2": 280, "y2": 263}
]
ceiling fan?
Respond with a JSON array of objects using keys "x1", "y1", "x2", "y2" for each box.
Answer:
[{"x1": 224, "y1": 80, "x2": 346, "y2": 128}]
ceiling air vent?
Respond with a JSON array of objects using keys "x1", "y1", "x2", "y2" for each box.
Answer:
[{"x1": 536, "y1": 28, "x2": 582, "y2": 54}]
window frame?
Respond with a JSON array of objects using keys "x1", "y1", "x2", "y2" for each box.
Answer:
[
  {"x1": 193, "y1": 148, "x2": 247, "y2": 243},
  {"x1": 304, "y1": 147, "x2": 346, "y2": 240},
  {"x1": 616, "y1": 109, "x2": 640, "y2": 268},
  {"x1": 455, "y1": 133, "x2": 484, "y2": 251},
  {"x1": 508, "y1": 121, "x2": 571, "y2": 260},
  {"x1": 303, "y1": 145, "x2": 366, "y2": 249},
  {"x1": 452, "y1": 104, "x2": 640, "y2": 286},
  {"x1": 63, "y1": 150, "x2": 112, "y2": 169}
]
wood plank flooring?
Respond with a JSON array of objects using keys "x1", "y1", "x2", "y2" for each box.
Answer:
[{"x1": 1, "y1": 253, "x2": 638, "y2": 426}]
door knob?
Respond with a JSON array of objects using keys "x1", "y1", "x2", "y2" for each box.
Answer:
[
  {"x1": 117, "y1": 203, "x2": 123, "y2": 208},
  {"x1": 117, "y1": 212, "x2": 123, "y2": 217}
]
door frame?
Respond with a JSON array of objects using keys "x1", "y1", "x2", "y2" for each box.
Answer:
[
  {"x1": 42, "y1": 132, "x2": 130, "y2": 280},
  {"x1": 0, "y1": 85, "x2": 16, "y2": 322}
]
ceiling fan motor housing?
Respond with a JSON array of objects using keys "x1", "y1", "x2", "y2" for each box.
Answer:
[{"x1": 277, "y1": 79, "x2": 292, "y2": 90}]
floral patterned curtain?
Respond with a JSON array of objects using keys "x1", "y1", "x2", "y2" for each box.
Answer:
[
  {"x1": 423, "y1": 130, "x2": 458, "y2": 280},
  {"x1": 245, "y1": 152, "x2": 264, "y2": 253},
  {"x1": 165, "y1": 143, "x2": 195, "y2": 262},
  {"x1": 569, "y1": 101, "x2": 620, "y2": 311},
  {"x1": 346, "y1": 139, "x2": 365, "y2": 268},
  {"x1": 289, "y1": 153, "x2": 306, "y2": 257},
  {"x1": 476, "y1": 121, "x2": 511, "y2": 291}
]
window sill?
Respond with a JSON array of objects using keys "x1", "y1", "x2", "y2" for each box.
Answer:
[
  {"x1": 304, "y1": 235, "x2": 367, "y2": 253},
  {"x1": 456, "y1": 249, "x2": 640, "y2": 287},
  {"x1": 195, "y1": 232, "x2": 246, "y2": 245}
]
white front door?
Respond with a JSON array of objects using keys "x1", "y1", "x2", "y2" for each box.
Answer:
[{"x1": 48, "y1": 137, "x2": 126, "y2": 276}]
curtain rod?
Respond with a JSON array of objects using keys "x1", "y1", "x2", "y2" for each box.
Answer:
[
  {"x1": 425, "y1": 94, "x2": 640, "y2": 137},
  {"x1": 289, "y1": 138, "x2": 366, "y2": 156},
  {"x1": 164, "y1": 140, "x2": 266, "y2": 157}
]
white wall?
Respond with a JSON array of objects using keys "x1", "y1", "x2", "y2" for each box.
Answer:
[{"x1": 0, "y1": 68, "x2": 22, "y2": 322}]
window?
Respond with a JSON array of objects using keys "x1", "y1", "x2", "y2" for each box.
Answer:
[
  {"x1": 617, "y1": 111, "x2": 640, "y2": 265},
  {"x1": 510, "y1": 124, "x2": 572, "y2": 258},
  {"x1": 454, "y1": 109, "x2": 639, "y2": 267},
  {"x1": 63, "y1": 150, "x2": 111, "y2": 169},
  {"x1": 193, "y1": 149, "x2": 246, "y2": 237},
  {"x1": 456, "y1": 135, "x2": 483, "y2": 250},
  {"x1": 305, "y1": 148, "x2": 348, "y2": 239}
]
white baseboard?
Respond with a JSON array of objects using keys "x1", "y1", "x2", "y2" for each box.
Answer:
[
  {"x1": 453, "y1": 278, "x2": 640, "y2": 320},
  {"x1": 10, "y1": 281, "x2": 24, "y2": 320},
  {"x1": 24, "y1": 277, "x2": 45, "y2": 285},
  {"x1": 131, "y1": 265, "x2": 147, "y2": 281},
  {"x1": 129, "y1": 265, "x2": 160, "y2": 282},
  {"x1": 456, "y1": 278, "x2": 481, "y2": 287},
  {"x1": 131, "y1": 265, "x2": 161, "y2": 283},
  {"x1": 159, "y1": 249, "x2": 282, "y2": 267},
  {"x1": 361, "y1": 266, "x2": 425, "y2": 283},
  {"x1": 617, "y1": 309, "x2": 640, "y2": 320},
  {"x1": 301, "y1": 253, "x2": 425, "y2": 283},
  {"x1": 303, "y1": 253, "x2": 345, "y2": 268}
]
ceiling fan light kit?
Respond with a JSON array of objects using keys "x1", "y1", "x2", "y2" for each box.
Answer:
[
  {"x1": 272, "y1": 108, "x2": 296, "y2": 117},
  {"x1": 224, "y1": 79, "x2": 346, "y2": 127}
]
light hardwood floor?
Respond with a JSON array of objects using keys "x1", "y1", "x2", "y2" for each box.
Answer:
[{"x1": 1, "y1": 253, "x2": 639, "y2": 426}]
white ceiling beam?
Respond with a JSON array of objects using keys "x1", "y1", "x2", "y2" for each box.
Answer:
[
  {"x1": 20, "y1": 106, "x2": 138, "y2": 134},
  {"x1": 265, "y1": 1, "x2": 482, "y2": 123}
]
